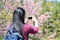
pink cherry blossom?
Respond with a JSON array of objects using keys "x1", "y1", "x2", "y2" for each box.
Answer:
[
  {"x1": 38, "y1": 12, "x2": 50, "y2": 25},
  {"x1": 23, "y1": 0, "x2": 41, "y2": 14}
]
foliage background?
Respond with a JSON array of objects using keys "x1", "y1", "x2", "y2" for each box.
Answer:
[{"x1": 0, "y1": 0, "x2": 60, "y2": 40}]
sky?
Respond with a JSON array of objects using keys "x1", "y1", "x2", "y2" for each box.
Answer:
[
  {"x1": 57, "y1": 0, "x2": 60, "y2": 2},
  {"x1": 47, "y1": 0, "x2": 60, "y2": 2}
]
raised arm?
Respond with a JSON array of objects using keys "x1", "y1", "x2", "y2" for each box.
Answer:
[{"x1": 27, "y1": 15, "x2": 39, "y2": 34}]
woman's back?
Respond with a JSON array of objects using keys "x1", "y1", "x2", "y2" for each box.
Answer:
[{"x1": 4, "y1": 7, "x2": 39, "y2": 40}]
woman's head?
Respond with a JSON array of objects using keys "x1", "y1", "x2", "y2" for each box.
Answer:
[
  {"x1": 12, "y1": 7, "x2": 25, "y2": 33},
  {"x1": 13, "y1": 7, "x2": 25, "y2": 23}
]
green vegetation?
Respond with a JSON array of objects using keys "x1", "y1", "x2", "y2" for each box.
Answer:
[
  {"x1": 0, "y1": 36, "x2": 3, "y2": 40},
  {"x1": 0, "y1": 0, "x2": 60, "y2": 40}
]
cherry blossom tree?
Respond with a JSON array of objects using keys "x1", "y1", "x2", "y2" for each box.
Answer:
[{"x1": 23, "y1": 0, "x2": 51, "y2": 40}]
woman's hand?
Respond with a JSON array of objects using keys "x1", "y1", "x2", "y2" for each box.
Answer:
[
  {"x1": 32, "y1": 15, "x2": 37, "y2": 22},
  {"x1": 25, "y1": 18, "x2": 28, "y2": 23},
  {"x1": 32, "y1": 15, "x2": 38, "y2": 27}
]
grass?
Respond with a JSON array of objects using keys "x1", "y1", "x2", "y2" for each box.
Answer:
[
  {"x1": 0, "y1": 36, "x2": 3, "y2": 40},
  {"x1": 0, "y1": 36, "x2": 59, "y2": 40}
]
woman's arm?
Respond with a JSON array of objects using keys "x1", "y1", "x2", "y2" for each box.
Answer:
[
  {"x1": 30, "y1": 26, "x2": 39, "y2": 34},
  {"x1": 30, "y1": 16, "x2": 39, "y2": 33},
  {"x1": 24, "y1": 15, "x2": 39, "y2": 34},
  {"x1": 27, "y1": 15, "x2": 39, "y2": 34}
]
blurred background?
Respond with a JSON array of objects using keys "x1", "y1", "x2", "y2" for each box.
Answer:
[{"x1": 0, "y1": 0, "x2": 60, "y2": 40}]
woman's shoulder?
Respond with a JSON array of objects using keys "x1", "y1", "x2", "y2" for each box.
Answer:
[
  {"x1": 22, "y1": 24, "x2": 33, "y2": 29},
  {"x1": 23, "y1": 24, "x2": 32, "y2": 27}
]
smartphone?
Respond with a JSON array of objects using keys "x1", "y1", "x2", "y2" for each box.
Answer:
[{"x1": 28, "y1": 17, "x2": 32, "y2": 19}]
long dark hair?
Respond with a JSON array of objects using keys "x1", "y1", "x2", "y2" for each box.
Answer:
[{"x1": 12, "y1": 7, "x2": 25, "y2": 34}]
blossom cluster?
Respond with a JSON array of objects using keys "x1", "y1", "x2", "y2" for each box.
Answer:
[
  {"x1": 23, "y1": 0, "x2": 42, "y2": 14},
  {"x1": 38, "y1": 12, "x2": 51, "y2": 25}
]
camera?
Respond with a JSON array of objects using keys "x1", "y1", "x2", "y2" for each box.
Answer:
[{"x1": 28, "y1": 17, "x2": 32, "y2": 19}]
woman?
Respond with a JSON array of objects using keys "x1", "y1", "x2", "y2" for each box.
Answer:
[{"x1": 4, "y1": 7, "x2": 39, "y2": 40}]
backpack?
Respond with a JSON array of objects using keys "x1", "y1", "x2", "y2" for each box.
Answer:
[{"x1": 4, "y1": 24, "x2": 23, "y2": 40}]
